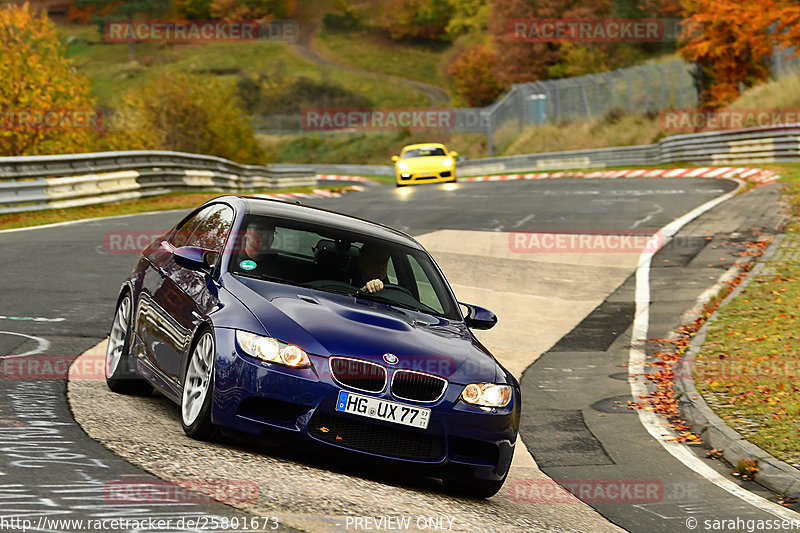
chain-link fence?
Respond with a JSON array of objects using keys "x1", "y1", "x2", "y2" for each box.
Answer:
[
  {"x1": 254, "y1": 50, "x2": 800, "y2": 155},
  {"x1": 479, "y1": 59, "x2": 697, "y2": 153},
  {"x1": 253, "y1": 59, "x2": 699, "y2": 154},
  {"x1": 772, "y1": 46, "x2": 800, "y2": 78}
]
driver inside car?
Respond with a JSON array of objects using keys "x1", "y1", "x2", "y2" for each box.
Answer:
[
  {"x1": 349, "y1": 244, "x2": 389, "y2": 293},
  {"x1": 236, "y1": 219, "x2": 280, "y2": 277}
]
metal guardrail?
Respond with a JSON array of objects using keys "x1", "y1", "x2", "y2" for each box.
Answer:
[
  {"x1": 458, "y1": 124, "x2": 800, "y2": 175},
  {"x1": 1, "y1": 124, "x2": 797, "y2": 213},
  {"x1": 269, "y1": 124, "x2": 800, "y2": 178},
  {"x1": 0, "y1": 150, "x2": 316, "y2": 214},
  {"x1": 269, "y1": 163, "x2": 394, "y2": 177}
]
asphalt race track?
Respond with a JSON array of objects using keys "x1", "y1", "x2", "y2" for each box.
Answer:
[{"x1": 0, "y1": 177, "x2": 797, "y2": 532}]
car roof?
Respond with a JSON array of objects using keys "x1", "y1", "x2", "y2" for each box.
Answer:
[
  {"x1": 401, "y1": 143, "x2": 447, "y2": 151},
  {"x1": 216, "y1": 196, "x2": 423, "y2": 249}
]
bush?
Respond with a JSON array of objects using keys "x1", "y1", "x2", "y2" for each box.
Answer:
[
  {"x1": 237, "y1": 75, "x2": 373, "y2": 114},
  {"x1": 323, "y1": 9, "x2": 360, "y2": 32},
  {"x1": 381, "y1": 0, "x2": 451, "y2": 41},
  {"x1": 106, "y1": 71, "x2": 266, "y2": 164}
]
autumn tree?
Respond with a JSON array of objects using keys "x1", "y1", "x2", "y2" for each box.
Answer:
[
  {"x1": 382, "y1": 0, "x2": 452, "y2": 41},
  {"x1": 448, "y1": 43, "x2": 503, "y2": 106},
  {"x1": 208, "y1": 0, "x2": 293, "y2": 20},
  {"x1": 0, "y1": 3, "x2": 97, "y2": 156},
  {"x1": 679, "y1": 0, "x2": 800, "y2": 107},
  {"x1": 489, "y1": 0, "x2": 611, "y2": 85},
  {"x1": 172, "y1": 0, "x2": 214, "y2": 19},
  {"x1": 107, "y1": 72, "x2": 266, "y2": 164},
  {"x1": 446, "y1": 0, "x2": 489, "y2": 40},
  {"x1": 614, "y1": 0, "x2": 681, "y2": 17},
  {"x1": 70, "y1": 0, "x2": 170, "y2": 59}
]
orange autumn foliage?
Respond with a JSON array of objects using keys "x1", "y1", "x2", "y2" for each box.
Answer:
[
  {"x1": 0, "y1": 2, "x2": 97, "y2": 155},
  {"x1": 679, "y1": 0, "x2": 800, "y2": 107}
]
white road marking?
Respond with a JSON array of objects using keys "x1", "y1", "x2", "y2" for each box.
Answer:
[
  {"x1": 631, "y1": 202, "x2": 664, "y2": 228},
  {"x1": 0, "y1": 316, "x2": 65, "y2": 322},
  {"x1": 0, "y1": 209, "x2": 187, "y2": 234},
  {"x1": 0, "y1": 331, "x2": 50, "y2": 357},
  {"x1": 628, "y1": 178, "x2": 800, "y2": 521}
]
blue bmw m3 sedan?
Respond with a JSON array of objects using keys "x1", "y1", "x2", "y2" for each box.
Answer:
[{"x1": 105, "y1": 196, "x2": 520, "y2": 497}]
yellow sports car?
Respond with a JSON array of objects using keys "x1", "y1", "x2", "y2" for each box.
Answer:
[{"x1": 391, "y1": 143, "x2": 457, "y2": 187}]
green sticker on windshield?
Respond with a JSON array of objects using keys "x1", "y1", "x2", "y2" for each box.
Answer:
[{"x1": 239, "y1": 259, "x2": 257, "y2": 271}]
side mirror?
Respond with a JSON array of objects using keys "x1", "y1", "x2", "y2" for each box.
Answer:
[
  {"x1": 450, "y1": 151, "x2": 458, "y2": 157},
  {"x1": 460, "y1": 302, "x2": 497, "y2": 330},
  {"x1": 174, "y1": 246, "x2": 214, "y2": 273},
  {"x1": 391, "y1": 155, "x2": 400, "y2": 162}
]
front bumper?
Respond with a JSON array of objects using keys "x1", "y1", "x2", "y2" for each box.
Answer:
[
  {"x1": 396, "y1": 168, "x2": 456, "y2": 184},
  {"x1": 212, "y1": 328, "x2": 519, "y2": 481}
]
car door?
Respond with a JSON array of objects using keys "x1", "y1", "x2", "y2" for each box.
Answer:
[{"x1": 138, "y1": 203, "x2": 234, "y2": 384}]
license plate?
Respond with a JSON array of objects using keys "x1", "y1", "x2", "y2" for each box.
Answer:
[{"x1": 335, "y1": 391, "x2": 430, "y2": 429}]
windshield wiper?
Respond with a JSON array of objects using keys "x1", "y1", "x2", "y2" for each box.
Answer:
[
  {"x1": 355, "y1": 292, "x2": 427, "y2": 314},
  {"x1": 320, "y1": 287, "x2": 357, "y2": 297},
  {"x1": 236, "y1": 272, "x2": 311, "y2": 289}
]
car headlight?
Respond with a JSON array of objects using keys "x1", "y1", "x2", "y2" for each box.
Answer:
[
  {"x1": 461, "y1": 383, "x2": 512, "y2": 407},
  {"x1": 442, "y1": 157, "x2": 453, "y2": 167},
  {"x1": 235, "y1": 330, "x2": 310, "y2": 368},
  {"x1": 397, "y1": 161, "x2": 409, "y2": 170}
]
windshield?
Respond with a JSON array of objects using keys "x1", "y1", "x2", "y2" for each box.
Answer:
[
  {"x1": 229, "y1": 215, "x2": 460, "y2": 320},
  {"x1": 401, "y1": 147, "x2": 446, "y2": 158}
]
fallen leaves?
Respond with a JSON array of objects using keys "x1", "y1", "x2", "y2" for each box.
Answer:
[
  {"x1": 733, "y1": 458, "x2": 758, "y2": 481},
  {"x1": 706, "y1": 448, "x2": 725, "y2": 460},
  {"x1": 627, "y1": 235, "x2": 776, "y2": 447}
]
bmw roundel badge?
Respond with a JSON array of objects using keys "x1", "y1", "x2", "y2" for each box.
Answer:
[{"x1": 383, "y1": 353, "x2": 399, "y2": 365}]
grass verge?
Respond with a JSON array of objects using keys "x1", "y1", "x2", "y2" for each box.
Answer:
[
  {"x1": 693, "y1": 163, "x2": 800, "y2": 468},
  {"x1": 0, "y1": 186, "x2": 348, "y2": 231},
  {"x1": 315, "y1": 28, "x2": 451, "y2": 89},
  {"x1": 260, "y1": 131, "x2": 488, "y2": 165}
]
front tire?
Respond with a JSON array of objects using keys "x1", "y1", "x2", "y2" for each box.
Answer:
[
  {"x1": 105, "y1": 293, "x2": 152, "y2": 395},
  {"x1": 181, "y1": 329, "x2": 219, "y2": 441}
]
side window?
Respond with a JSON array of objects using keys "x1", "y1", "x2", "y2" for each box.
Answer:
[
  {"x1": 272, "y1": 227, "x2": 319, "y2": 258},
  {"x1": 170, "y1": 206, "x2": 214, "y2": 247},
  {"x1": 386, "y1": 257, "x2": 398, "y2": 284},
  {"x1": 186, "y1": 205, "x2": 234, "y2": 252},
  {"x1": 407, "y1": 255, "x2": 444, "y2": 314}
]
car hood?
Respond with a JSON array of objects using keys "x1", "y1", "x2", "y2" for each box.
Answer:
[
  {"x1": 399, "y1": 156, "x2": 451, "y2": 171},
  {"x1": 223, "y1": 274, "x2": 497, "y2": 383}
]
